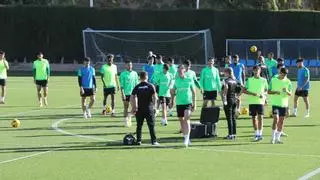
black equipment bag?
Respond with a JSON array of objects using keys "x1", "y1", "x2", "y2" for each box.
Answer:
[
  {"x1": 190, "y1": 123, "x2": 207, "y2": 139},
  {"x1": 200, "y1": 107, "x2": 220, "y2": 124},
  {"x1": 123, "y1": 133, "x2": 136, "y2": 145}
]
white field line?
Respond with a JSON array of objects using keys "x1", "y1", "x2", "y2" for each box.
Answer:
[
  {"x1": 51, "y1": 118, "x2": 116, "y2": 142},
  {"x1": 0, "y1": 104, "x2": 79, "y2": 117},
  {"x1": 0, "y1": 149, "x2": 61, "y2": 165},
  {"x1": 298, "y1": 167, "x2": 320, "y2": 180}
]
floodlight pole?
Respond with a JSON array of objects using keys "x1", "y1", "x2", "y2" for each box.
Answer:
[
  {"x1": 89, "y1": 0, "x2": 93, "y2": 7},
  {"x1": 196, "y1": 0, "x2": 200, "y2": 9}
]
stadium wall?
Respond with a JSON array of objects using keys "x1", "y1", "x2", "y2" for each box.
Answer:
[{"x1": 0, "y1": 7, "x2": 319, "y2": 63}]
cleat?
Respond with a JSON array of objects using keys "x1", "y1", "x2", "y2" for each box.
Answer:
[
  {"x1": 161, "y1": 119, "x2": 168, "y2": 126},
  {"x1": 275, "y1": 140, "x2": 284, "y2": 144},
  {"x1": 152, "y1": 142, "x2": 160, "y2": 146},
  {"x1": 224, "y1": 135, "x2": 233, "y2": 140},
  {"x1": 168, "y1": 109, "x2": 173, "y2": 117},
  {"x1": 83, "y1": 113, "x2": 88, "y2": 119},
  {"x1": 254, "y1": 135, "x2": 261, "y2": 142},
  {"x1": 271, "y1": 139, "x2": 276, "y2": 144},
  {"x1": 281, "y1": 132, "x2": 288, "y2": 137},
  {"x1": 111, "y1": 113, "x2": 116, "y2": 117},
  {"x1": 87, "y1": 109, "x2": 92, "y2": 118},
  {"x1": 304, "y1": 113, "x2": 310, "y2": 118},
  {"x1": 102, "y1": 110, "x2": 107, "y2": 115},
  {"x1": 136, "y1": 141, "x2": 142, "y2": 146}
]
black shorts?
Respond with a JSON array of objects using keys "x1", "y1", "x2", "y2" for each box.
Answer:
[
  {"x1": 155, "y1": 85, "x2": 159, "y2": 94},
  {"x1": 159, "y1": 96, "x2": 170, "y2": 105},
  {"x1": 249, "y1": 104, "x2": 264, "y2": 116},
  {"x1": 0, "y1": 79, "x2": 6, "y2": 86},
  {"x1": 81, "y1": 88, "x2": 94, "y2": 97},
  {"x1": 203, "y1": 91, "x2": 217, "y2": 100},
  {"x1": 272, "y1": 106, "x2": 287, "y2": 117},
  {"x1": 104, "y1": 87, "x2": 116, "y2": 96},
  {"x1": 176, "y1": 104, "x2": 192, "y2": 117},
  {"x1": 36, "y1": 80, "x2": 48, "y2": 87},
  {"x1": 295, "y1": 90, "x2": 309, "y2": 97},
  {"x1": 124, "y1": 95, "x2": 131, "y2": 102}
]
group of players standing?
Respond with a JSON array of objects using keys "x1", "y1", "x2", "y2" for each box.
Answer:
[{"x1": 0, "y1": 50, "x2": 310, "y2": 147}]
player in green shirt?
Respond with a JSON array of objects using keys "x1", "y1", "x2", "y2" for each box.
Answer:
[
  {"x1": 171, "y1": 64, "x2": 196, "y2": 147},
  {"x1": 243, "y1": 65, "x2": 268, "y2": 141},
  {"x1": 167, "y1": 57, "x2": 177, "y2": 116},
  {"x1": 100, "y1": 54, "x2": 120, "y2": 116},
  {"x1": 0, "y1": 51, "x2": 9, "y2": 104},
  {"x1": 183, "y1": 59, "x2": 201, "y2": 89},
  {"x1": 265, "y1": 52, "x2": 278, "y2": 79},
  {"x1": 33, "y1": 52, "x2": 50, "y2": 107},
  {"x1": 268, "y1": 67, "x2": 292, "y2": 144},
  {"x1": 120, "y1": 60, "x2": 138, "y2": 127},
  {"x1": 200, "y1": 57, "x2": 221, "y2": 107},
  {"x1": 153, "y1": 55, "x2": 164, "y2": 114},
  {"x1": 154, "y1": 64, "x2": 173, "y2": 126}
]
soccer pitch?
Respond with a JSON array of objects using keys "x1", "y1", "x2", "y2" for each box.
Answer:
[{"x1": 0, "y1": 76, "x2": 320, "y2": 180}]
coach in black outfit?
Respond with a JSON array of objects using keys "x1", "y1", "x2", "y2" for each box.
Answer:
[
  {"x1": 130, "y1": 71, "x2": 159, "y2": 145},
  {"x1": 222, "y1": 67, "x2": 242, "y2": 140}
]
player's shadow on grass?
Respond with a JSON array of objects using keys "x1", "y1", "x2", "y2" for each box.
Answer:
[
  {"x1": 0, "y1": 114, "x2": 82, "y2": 121},
  {"x1": 16, "y1": 132, "x2": 126, "y2": 138}
]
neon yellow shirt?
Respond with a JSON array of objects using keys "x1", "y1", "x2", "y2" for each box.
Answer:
[
  {"x1": 0, "y1": 60, "x2": 9, "y2": 79},
  {"x1": 269, "y1": 76, "x2": 292, "y2": 107},
  {"x1": 245, "y1": 77, "x2": 268, "y2": 105},
  {"x1": 100, "y1": 64, "x2": 117, "y2": 88}
]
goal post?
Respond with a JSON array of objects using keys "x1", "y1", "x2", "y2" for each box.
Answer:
[{"x1": 82, "y1": 28, "x2": 214, "y2": 64}]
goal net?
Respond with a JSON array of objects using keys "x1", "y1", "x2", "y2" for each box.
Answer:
[{"x1": 82, "y1": 28, "x2": 214, "y2": 64}]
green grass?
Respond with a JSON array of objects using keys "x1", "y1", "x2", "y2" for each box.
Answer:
[{"x1": 1, "y1": 76, "x2": 320, "y2": 180}]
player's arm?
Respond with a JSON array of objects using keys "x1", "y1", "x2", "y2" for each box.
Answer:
[
  {"x1": 283, "y1": 81, "x2": 292, "y2": 96},
  {"x1": 194, "y1": 75, "x2": 201, "y2": 89},
  {"x1": 267, "y1": 81, "x2": 280, "y2": 95},
  {"x1": 241, "y1": 65, "x2": 246, "y2": 84},
  {"x1": 119, "y1": 73, "x2": 126, "y2": 101},
  {"x1": 191, "y1": 85, "x2": 196, "y2": 111},
  {"x1": 221, "y1": 81, "x2": 228, "y2": 105},
  {"x1": 199, "y1": 69, "x2": 204, "y2": 93},
  {"x1": 130, "y1": 87, "x2": 138, "y2": 114},
  {"x1": 78, "y1": 70, "x2": 84, "y2": 94},
  {"x1": 151, "y1": 84, "x2": 158, "y2": 109},
  {"x1": 216, "y1": 69, "x2": 222, "y2": 92},
  {"x1": 4, "y1": 61, "x2": 9, "y2": 70},
  {"x1": 32, "y1": 62, "x2": 36, "y2": 83},
  {"x1": 115, "y1": 74, "x2": 120, "y2": 91},
  {"x1": 46, "y1": 62, "x2": 50, "y2": 80},
  {"x1": 170, "y1": 87, "x2": 176, "y2": 107}
]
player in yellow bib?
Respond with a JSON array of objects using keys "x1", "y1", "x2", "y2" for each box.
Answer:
[
  {"x1": 268, "y1": 68, "x2": 292, "y2": 144},
  {"x1": 0, "y1": 51, "x2": 9, "y2": 104},
  {"x1": 100, "y1": 54, "x2": 120, "y2": 116},
  {"x1": 33, "y1": 52, "x2": 50, "y2": 107}
]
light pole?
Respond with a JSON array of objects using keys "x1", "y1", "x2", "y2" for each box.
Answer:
[
  {"x1": 196, "y1": 0, "x2": 200, "y2": 9},
  {"x1": 89, "y1": 0, "x2": 93, "y2": 7}
]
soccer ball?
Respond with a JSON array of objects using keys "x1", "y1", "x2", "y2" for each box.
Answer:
[
  {"x1": 250, "y1": 45, "x2": 258, "y2": 53},
  {"x1": 241, "y1": 107, "x2": 249, "y2": 115},
  {"x1": 106, "y1": 106, "x2": 112, "y2": 114},
  {"x1": 11, "y1": 119, "x2": 20, "y2": 128}
]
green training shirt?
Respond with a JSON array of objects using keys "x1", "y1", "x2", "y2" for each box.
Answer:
[
  {"x1": 245, "y1": 77, "x2": 268, "y2": 105},
  {"x1": 173, "y1": 76, "x2": 194, "y2": 105},
  {"x1": 154, "y1": 72, "x2": 173, "y2": 97},
  {"x1": 185, "y1": 69, "x2": 201, "y2": 89},
  {"x1": 120, "y1": 70, "x2": 138, "y2": 95},
  {"x1": 169, "y1": 64, "x2": 178, "y2": 77},
  {"x1": 100, "y1": 64, "x2": 117, "y2": 88},
  {"x1": 265, "y1": 58, "x2": 277, "y2": 78},
  {"x1": 200, "y1": 66, "x2": 221, "y2": 91},
  {"x1": 0, "y1": 60, "x2": 9, "y2": 79},
  {"x1": 33, "y1": 59, "x2": 50, "y2": 80},
  {"x1": 152, "y1": 63, "x2": 164, "y2": 85},
  {"x1": 269, "y1": 76, "x2": 292, "y2": 107}
]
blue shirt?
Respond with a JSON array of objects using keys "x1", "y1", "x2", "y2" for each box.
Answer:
[
  {"x1": 142, "y1": 64, "x2": 154, "y2": 83},
  {"x1": 230, "y1": 63, "x2": 245, "y2": 84},
  {"x1": 297, "y1": 66, "x2": 310, "y2": 90},
  {"x1": 78, "y1": 66, "x2": 95, "y2": 88}
]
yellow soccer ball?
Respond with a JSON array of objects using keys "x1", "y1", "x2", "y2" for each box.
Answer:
[
  {"x1": 106, "y1": 106, "x2": 112, "y2": 114},
  {"x1": 11, "y1": 119, "x2": 20, "y2": 128},
  {"x1": 241, "y1": 107, "x2": 249, "y2": 115},
  {"x1": 250, "y1": 45, "x2": 258, "y2": 53}
]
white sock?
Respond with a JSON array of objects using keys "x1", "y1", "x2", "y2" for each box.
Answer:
[
  {"x1": 103, "y1": 105, "x2": 106, "y2": 110},
  {"x1": 272, "y1": 130, "x2": 276, "y2": 139},
  {"x1": 255, "y1": 130, "x2": 259, "y2": 136},
  {"x1": 112, "y1": 109, "x2": 115, "y2": 113},
  {"x1": 276, "y1": 131, "x2": 281, "y2": 141},
  {"x1": 184, "y1": 135, "x2": 189, "y2": 141},
  {"x1": 259, "y1": 130, "x2": 263, "y2": 136},
  {"x1": 0, "y1": 97, "x2": 3, "y2": 101},
  {"x1": 293, "y1": 108, "x2": 297, "y2": 114},
  {"x1": 306, "y1": 109, "x2": 310, "y2": 114}
]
